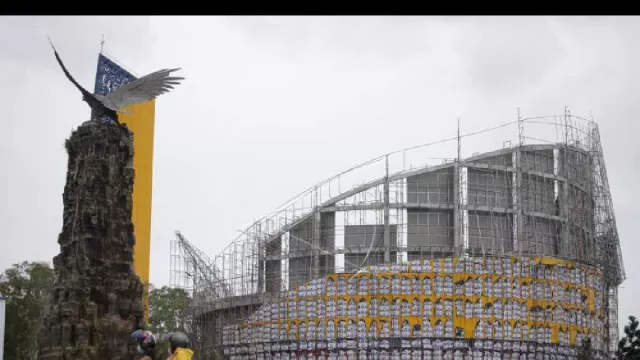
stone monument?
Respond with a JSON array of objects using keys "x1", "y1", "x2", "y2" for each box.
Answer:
[
  {"x1": 37, "y1": 121, "x2": 145, "y2": 360},
  {"x1": 39, "y1": 40, "x2": 184, "y2": 359}
]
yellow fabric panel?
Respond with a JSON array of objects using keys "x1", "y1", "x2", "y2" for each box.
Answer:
[{"x1": 118, "y1": 100, "x2": 156, "y2": 321}]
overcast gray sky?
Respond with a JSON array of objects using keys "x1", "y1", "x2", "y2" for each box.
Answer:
[{"x1": 1, "y1": 16, "x2": 639, "y2": 328}]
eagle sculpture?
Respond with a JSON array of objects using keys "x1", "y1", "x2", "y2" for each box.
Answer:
[{"x1": 48, "y1": 37, "x2": 184, "y2": 124}]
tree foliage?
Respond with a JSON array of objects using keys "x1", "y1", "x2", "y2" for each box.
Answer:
[
  {"x1": 0, "y1": 261, "x2": 54, "y2": 360},
  {"x1": 619, "y1": 315, "x2": 640, "y2": 359},
  {"x1": 0, "y1": 260, "x2": 190, "y2": 360},
  {"x1": 146, "y1": 284, "x2": 191, "y2": 359}
]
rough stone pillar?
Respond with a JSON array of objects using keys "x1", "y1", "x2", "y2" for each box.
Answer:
[{"x1": 37, "y1": 120, "x2": 145, "y2": 360}]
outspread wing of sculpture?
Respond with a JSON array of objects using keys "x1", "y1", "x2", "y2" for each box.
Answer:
[{"x1": 48, "y1": 37, "x2": 184, "y2": 124}]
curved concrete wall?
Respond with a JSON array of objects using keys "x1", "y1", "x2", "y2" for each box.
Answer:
[
  {"x1": 258, "y1": 144, "x2": 597, "y2": 294},
  {"x1": 198, "y1": 144, "x2": 605, "y2": 360}
]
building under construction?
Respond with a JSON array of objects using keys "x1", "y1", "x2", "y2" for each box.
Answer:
[{"x1": 170, "y1": 109, "x2": 625, "y2": 360}]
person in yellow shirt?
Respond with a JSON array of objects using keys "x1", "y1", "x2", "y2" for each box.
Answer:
[{"x1": 166, "y1": 332, "x2": 193, "y2": 360}]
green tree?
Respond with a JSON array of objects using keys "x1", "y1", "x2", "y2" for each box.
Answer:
[
  {"x1": 147, "y1": 284, "x2": 190, "y2": 359},
  {"x1": 618, "y1": 315, "x2": 640, "y2": 359},
  {"x1": 0, "y1": 261, "x2": 54, "y2": 360}
]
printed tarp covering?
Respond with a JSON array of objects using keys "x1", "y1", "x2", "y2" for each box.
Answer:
[{"x1": 222, "y1": 256, "x2": 609, "y2": 360}]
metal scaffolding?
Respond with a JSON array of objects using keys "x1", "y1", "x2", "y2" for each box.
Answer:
[{"x1": 169, "y1": 108, "x2": 624, "y2": 359}]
